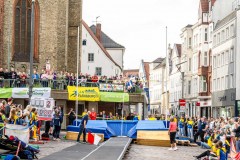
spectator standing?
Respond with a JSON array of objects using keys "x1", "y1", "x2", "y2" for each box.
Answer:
[
  {"x1": 32, "y1": 70, "x2": 40, "y2": 80},
  {"x1": 5, "y1": 98, "x2": 13, "y2": 118},
  {"x1": 187, "y1": 117, "x2": 194, "y2": 139},
  {"x1": 22, "y1": 105, "x2": 32, "y2": 126},
  {"x1": 0, "y1": 68, "x2": 4, "y2": 88},
  {"x1": 68, "y1": 108, "x2": 76, "y2": 125},
  {"x1": 4, "y1": 69, "x2": 9, "y2": 79},
  {"x1": 168, "y1": 117, "x2": 178, "y2": 151},
  {"x1": 9, "y1": 68, "x2": 17, "y2": 87},
  {"x1": 90, "y1": 108, "x2": 97, "y2": 120},
  {"x1": 41, "y1": 71, "x2": 49, "y2": 87},
  {"x1": 194, "y1": 117, "x2": 208, "y2": 143},
  {"x1": 102, "y1": 111, "x2": 106, "y2": 120},
  {"x1": 8, "y1": 108, "x2": 20, "y2": 125},
  {"x1": 0, "y1": 109, "x2": 6, "y2": 135},
  {"x1": 91, "y1": 74, "x2": 98, "y2": 83},
  {"x1": 77, "y1": 111, "x2": 90, "y2": 143},
  {"x1": 52, "y1": 110, "x2": 63, "y2": 141},
  {"x1": 0, "y1": 68, "x2": 4, "y2": 79}
]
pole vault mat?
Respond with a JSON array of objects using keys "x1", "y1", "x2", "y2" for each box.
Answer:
[{"x1": 40, "y1": 137, "x2": 132, "y2": 160}]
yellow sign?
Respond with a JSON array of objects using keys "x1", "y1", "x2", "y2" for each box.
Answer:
[{"x1": 68, "y1": 86, "x2": 100, "y2": 101}]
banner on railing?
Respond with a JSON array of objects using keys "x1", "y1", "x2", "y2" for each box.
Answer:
[
  {"x1": 99, "y1": 83, "x2": 124, "y2": 92},
  {"x1": 12, "y1": 88, "x2": 51, "y2": 99},
  {"x1": 0, "y1": 88, "x2": 12, "y2": 98},
  {"x1": 68, "y1": 86, "x2": 100, "y2": 101},
  {"x1": 5, "y1": 124, "x2": 30, "y2": 144},
  {"x1": 100, "y1": 92, "x2": 129, "y2": 102}
]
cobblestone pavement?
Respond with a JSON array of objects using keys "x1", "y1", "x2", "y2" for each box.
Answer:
[{"x1": 123, "y1": 144, "x2": 206, "y2": 160}]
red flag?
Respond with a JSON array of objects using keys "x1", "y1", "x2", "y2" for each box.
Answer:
[{"x1": 88, "y1": 132, "x2": 94, "y2": 144}]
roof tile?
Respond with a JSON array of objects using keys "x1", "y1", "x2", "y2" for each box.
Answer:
[{"x1": 90, "y1": 25, "x2": 125, "y2": 49}]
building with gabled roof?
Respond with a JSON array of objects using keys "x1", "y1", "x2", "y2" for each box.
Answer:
[
  {"x1": 89, "y1": 24, "x2": 125, "y2": 70},
  {"x1": 81, "y1": 21, "x2": 122, "y2": 77}
]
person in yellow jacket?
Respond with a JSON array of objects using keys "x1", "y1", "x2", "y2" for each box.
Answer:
[
  {"x1": 148, "y1": 115, "x2": 157, "y2": 121},
  {"x1": 187, "y1": 117, "x2": 194, "y2": 139}
]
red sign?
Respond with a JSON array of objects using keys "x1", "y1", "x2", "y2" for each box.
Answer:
[
  {"x1": 196, "y1": 102, "x2": 200, "y2": 106},
  {"x1": 179, "y1": 99, "x2": 186, "y2": 106}
]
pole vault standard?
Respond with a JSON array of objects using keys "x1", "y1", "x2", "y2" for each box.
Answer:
[
  {"x1": 119, "y1": 94, "x2": 126, "y2": 137},
  {"x1": 165, "y1": 26, "x2": 168, "y2": 128}
]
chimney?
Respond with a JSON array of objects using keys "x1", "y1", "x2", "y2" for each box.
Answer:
[{"x1": 96, "y1": 23, "x2": 101, "y2": 42}]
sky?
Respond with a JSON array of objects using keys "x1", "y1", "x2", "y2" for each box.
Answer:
[{"x1": 83, "y1": 0, "x2": 200, "y2": 69}]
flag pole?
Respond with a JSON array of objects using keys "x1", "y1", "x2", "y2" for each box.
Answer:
[{"x1": 165, "y1": 26, "x2": 168, "y2": 128}]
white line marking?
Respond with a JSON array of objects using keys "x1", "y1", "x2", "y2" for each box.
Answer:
[
  {"x1": 81, "y1": 138, "x2": 111, "y2": 160},
  {"x1": 117, "y1": 138, "x2": 132, "y2": 160}
]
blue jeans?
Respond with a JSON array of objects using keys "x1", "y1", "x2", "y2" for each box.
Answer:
[
  {"x1": 188, "y1": 128, "x2": 193, "y2": 139},
  {"x1": 201, "y1": 142, "x2": 211, "y2": 149},
  {"x1": 236, "y1": 140, "x2": 240, "y2": 152},
  {"x1": 179, "y1": 128, "x2": 185, "y2": 136}
]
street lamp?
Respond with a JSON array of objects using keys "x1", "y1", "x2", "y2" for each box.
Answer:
[{"x1": 29, "y1": 0, "x2": 35, "y2": 104}]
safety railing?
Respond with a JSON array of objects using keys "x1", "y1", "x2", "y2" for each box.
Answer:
[{"x1": 0, "y1": 79, "x2": 142, "y2": 93}]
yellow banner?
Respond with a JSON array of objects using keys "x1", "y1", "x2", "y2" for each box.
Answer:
[{"x1": 68, "y1": 86, "x2": 100, "y2": 101}]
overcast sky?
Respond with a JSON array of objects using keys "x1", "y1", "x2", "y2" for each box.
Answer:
[{"x1": 83, "y1": 0, "x2": 199, "y2": 69}]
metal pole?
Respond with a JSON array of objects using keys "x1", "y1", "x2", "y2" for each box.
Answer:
[
  {"x1": 165, "y1": 26, "x2": 168, "y2": 128},
  {"x1": 29, "y1": 0, "x2": 35, "y2": 104},
  {"x1": 75, "y1": 26, "x2": 80, "y2": 126},
  {"x1": 7, "y1": 30, "x2": 10, "y2": 70}
]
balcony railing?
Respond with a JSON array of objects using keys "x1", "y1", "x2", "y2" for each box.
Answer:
[{"x1": 0, "y1": 79, "x2": 142, "y2": 93}]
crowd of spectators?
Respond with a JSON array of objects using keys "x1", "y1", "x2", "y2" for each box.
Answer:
[
  {"x1": 167, "y1": 114, "x2": 240, "y2": 159},
  {"x1": 0, "y1": 67, "x2": 142, "y2": 92}
]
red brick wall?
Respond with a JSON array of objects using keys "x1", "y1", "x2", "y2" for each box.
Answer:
[{"x1": 0, "y1": 0, "x2": 4, "y2": 67}]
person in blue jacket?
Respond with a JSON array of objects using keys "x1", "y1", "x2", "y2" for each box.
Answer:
[{"x1": 52, "y1": 110, "x2": 63, "y2": 141}]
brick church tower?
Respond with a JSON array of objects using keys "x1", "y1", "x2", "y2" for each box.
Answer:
[{"x1": 0, "y1": 0, "x2": 82, "y2": 72}]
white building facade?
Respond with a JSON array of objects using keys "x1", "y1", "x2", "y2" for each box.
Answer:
[
  {"x1": 149, "y1": 58, "x2": 165, "y2": 114},
  {"x1": 179, "y1": 0, "x2": 214, "y2": 118},
  {"x1": 81, "y1": 22, "x2": 122, "y2": 77},
  {"x1": 211, "y1": 0, "x2": 240, "y2": 118},
  {"x1": 169, "y1": 44, "x2": 183, "y2": 116}
]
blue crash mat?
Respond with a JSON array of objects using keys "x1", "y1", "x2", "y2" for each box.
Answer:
[{"x1": 136, "y1": 120, "x2": 168, "y2": 130}]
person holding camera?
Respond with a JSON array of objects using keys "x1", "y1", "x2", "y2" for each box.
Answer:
[{"x1": 68, "y1": 108, "x2": 76, "y2": 125}]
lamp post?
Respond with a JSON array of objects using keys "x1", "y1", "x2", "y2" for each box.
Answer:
[{"x1": 29, "y1": 0, "x2": 35, "y2": 104}]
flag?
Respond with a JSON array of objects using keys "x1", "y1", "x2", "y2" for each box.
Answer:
[
  {"x1": 230, "y1": 138, "x2": 240, "y2": 160},
  {"x1": 94, "y1": 134, "x2": 101, "y2": 145},
  {"x1": 88, "y1": 132, "x2": 94, "y2": 144},
  {"x1": 87, "y1": 132, "x2": 101, "y2": 145}
]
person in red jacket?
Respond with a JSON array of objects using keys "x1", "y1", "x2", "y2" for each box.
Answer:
[
  {"x1": 90, "y1": 108, "x2": 97, "y2": 120},
  {"x1": 91, "y1": 75, "x2": 98, "y2": 83}
]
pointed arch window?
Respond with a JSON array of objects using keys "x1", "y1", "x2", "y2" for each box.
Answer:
[{"x1": 13, "y1": 0, "x2": 39, "y2": 62}]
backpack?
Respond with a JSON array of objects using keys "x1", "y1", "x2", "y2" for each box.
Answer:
[{"x1": 18, "y1": 150, "x2": 37, "y2": 160}]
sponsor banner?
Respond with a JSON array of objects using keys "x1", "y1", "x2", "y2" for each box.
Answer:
[
  {"x1": 99, "y1": 83, "x2": 124, "y2": 92},
  {"x1": 100, "y1": 92, "x2": 129, "y2": 102},
  {"x1": 0, "y1": 88, "x2": 12, "y2": 98},
  {"x1": 68, "y1": 86, "x2": 100, "y2": 101},
  {"x1": 12, "y1": 88, "x2": 51, "y2": 99}
]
